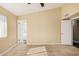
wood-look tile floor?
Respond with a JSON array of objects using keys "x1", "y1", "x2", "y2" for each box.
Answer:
[{"x1": 3, "y1": 44, "x2": 79, "y2": 56}]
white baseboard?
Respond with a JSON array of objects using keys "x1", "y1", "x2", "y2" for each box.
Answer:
[
  {"x1": 0, "y1": 43, "x2": 17, "y2": 56},
  {"x1": 27, "y1": 43, "x2": 61, "y2": 45}
]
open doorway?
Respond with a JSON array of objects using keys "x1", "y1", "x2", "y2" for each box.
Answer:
[{"x1": 17, "y1": 20, "x2": 27, "y2": 44}]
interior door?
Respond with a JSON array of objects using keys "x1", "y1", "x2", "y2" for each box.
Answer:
[
  {"x1": 17, "y1": 20, "x2": 27, "y2": 44},
  {"x1": 61, "y1": 20, "x2": 73, "y2": 45}
]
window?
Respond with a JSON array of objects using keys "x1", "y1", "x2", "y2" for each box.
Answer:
[{"x1": 0, "y1": 14, "x2": 7, "y2": 38}]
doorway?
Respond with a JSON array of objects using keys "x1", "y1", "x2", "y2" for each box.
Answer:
[{"x1": 17, "y1": 20, "x2": 27, "y2": 44}]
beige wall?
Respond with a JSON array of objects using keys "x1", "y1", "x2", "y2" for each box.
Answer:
[
  {"x1": 62, "y1": 3, "x2": 79, "y2": 19},
  {"x1": 18, "y1": 7, "x2": 62, "y2": 45},
  {"x1": 0, "y1": 7, "x2": 17, "y2": 53}
]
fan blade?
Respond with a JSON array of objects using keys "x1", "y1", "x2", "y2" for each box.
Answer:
[
  {"x1": 40, "y1": 3, "x2": 44, "y2": 7},
  {"x1": 27, "y1": 3, "x2": 31, "y2": 4}
]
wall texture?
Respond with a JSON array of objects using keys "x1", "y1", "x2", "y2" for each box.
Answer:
[
  {"x1": 0, "y1": 7, "x2": 17, "y2": 53},
  {"x1": 18, "y1": 7, "x2": 62, "y2": 45}
]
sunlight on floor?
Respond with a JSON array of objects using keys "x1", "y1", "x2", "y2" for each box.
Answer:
[{"x1": 27, "y1": 46, "x2": 48, "y2": 56}]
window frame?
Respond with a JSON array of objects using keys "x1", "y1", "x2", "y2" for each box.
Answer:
[{"x1": 0, "y1": 14, "x2": 7, "y2": 38}]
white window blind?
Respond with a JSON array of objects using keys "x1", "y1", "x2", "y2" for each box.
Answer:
[{"x1": 0, "y1": 14, "x2": 7, "y2": 38}]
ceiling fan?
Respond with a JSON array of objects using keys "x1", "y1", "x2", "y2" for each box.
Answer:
[{"x1": 27, "y1": 3, "x2": 44, "y2": 7}]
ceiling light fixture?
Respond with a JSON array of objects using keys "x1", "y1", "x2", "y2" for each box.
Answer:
[{"x1": 27, "y1": 3, "x2": 44, "y2": 7}]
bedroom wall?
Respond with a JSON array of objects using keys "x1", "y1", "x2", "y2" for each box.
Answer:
[
  {"x1": 0, "y1": 7, "x2": 17, "y2": 53},
  {"x1": 18, "y1": 7, "x2": 62, "y2": 45}
]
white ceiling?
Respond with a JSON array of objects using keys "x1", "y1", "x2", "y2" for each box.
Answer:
[{"x1": 0, "y1": 3, "x2": 64, "y2": 16}]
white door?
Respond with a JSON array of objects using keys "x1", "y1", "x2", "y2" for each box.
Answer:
[
  {"x1": 17, "y1": 20, "x2": 27, "y2": 44},
  {"x1": 61, "y1": 20, "x2": 73, "y2": 45}
]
